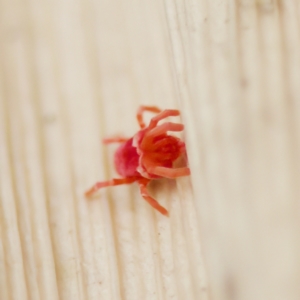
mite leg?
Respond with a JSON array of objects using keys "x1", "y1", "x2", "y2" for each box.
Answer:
[
  {"x1": 102, "y1": 137, "x2": 129, "y2": 144},
  {"x1": 137, "y1": 106, "x2": 161, "y2": 129},
  {"x1": 141, "y1": 122, "x2": 184, "y2": 149},
  {"x1": 146, "y1": 166, "x2": 190, "y2": 179},
  {"x1": 138, "y1": 179, "x2": 169, "y2": 216},
  {"x1": 85, "y1": 177, "x2": 138, "y2": 197},
  {"x1": 147, "y1": 122, "x2": 184, "y2": 137},
  {"x1": 148, "y1": 109, "x2": 180, "y2": 129}
]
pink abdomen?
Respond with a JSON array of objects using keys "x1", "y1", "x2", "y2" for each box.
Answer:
[{"x1": 114, "y1": 138, "x2": 140, "y2": 177}]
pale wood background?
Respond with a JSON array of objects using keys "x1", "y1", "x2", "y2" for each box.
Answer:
[{"x1": 1, "y1": 0, "x2": 300, "y2": 300}]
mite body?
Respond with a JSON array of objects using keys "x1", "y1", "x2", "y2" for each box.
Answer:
[{"x1": 85, "y1": 106, "x2": 190, "y2": 216}]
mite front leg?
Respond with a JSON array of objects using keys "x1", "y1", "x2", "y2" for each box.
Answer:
[
  {"x1": 136, "y1": 106, "x2": 161, "y2": 129},
  {"x1": 141, "y1": 122, "x2": 184, "y2": 149},
  {"x1": 148, "y1": 109, "x2": 180, "y2": 129},
  {"x1": 147, "y1": 122, "x2": 184, "y2": 137},
  {"x1": 138, "y1": 179, "x2": 169, "y2": 216},
  {"x1": 146, "y1": 166, "x2": 190, "y2": 179},
  {"x1": 85, "y1": 177, "x2": 139, "y2": 197}
]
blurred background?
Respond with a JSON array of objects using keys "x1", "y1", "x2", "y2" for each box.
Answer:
[{"x1": 1, "y1": 0, "x2": 300, "y2": 299}]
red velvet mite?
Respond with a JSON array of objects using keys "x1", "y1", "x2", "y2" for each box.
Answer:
[{"x1": 85, "y1": 106, "x2": 190, "y2": 216}]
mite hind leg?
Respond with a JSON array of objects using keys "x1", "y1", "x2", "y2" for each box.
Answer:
[
  {"x1": 102, "y1": 136, "x2": 129, "y2": 144},
  {"x1": 85, "y1": 177, "x2": 138, "y2": 197}
]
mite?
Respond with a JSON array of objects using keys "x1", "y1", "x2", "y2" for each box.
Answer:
[{"x1": 85, "y1": 106, "x2": 190, "y2": 216}]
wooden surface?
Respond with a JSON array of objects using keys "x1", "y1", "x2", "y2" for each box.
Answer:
[
  {"x1": 168, "y1": 1, "x2": 300, "y2": 300},
  {"x1": 1, "y1": 0, "x2": 300, "y2": 299},
  {"x1": 0, "y1": 0, "x2": 207, "y2": 299}
]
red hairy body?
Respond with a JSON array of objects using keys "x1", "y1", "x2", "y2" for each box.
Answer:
[{"x1": 85, "y1": 106, "x2": 190, "y2": 216}]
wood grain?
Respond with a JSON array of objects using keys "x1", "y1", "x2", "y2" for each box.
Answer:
[
  {"x1": 1, "y1": 0, "x2": 300, "y2": 299},
  {"x1": 164, "y1": 0, "x2": 300, "y2": 299},
  {"x1": 0, "y1": 0, "x2": 207, "y2": 299}
]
